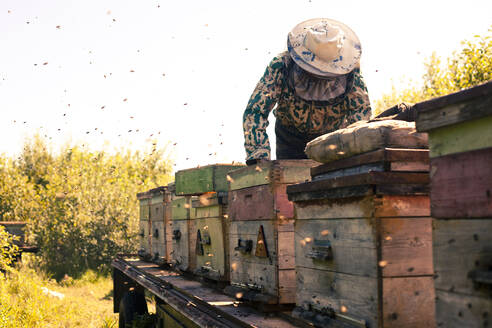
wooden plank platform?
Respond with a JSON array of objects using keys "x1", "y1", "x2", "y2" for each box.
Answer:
[{"x1": 112, "y1": 256, "x2": 298, "y2": 328}]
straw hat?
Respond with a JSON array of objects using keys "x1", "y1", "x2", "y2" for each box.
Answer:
[{"x1": 287, "y1": 18, "x2": 362, "y2": 77}]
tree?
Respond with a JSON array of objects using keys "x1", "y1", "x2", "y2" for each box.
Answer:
[
  {"x1": 0, "y1": 135, "x2": 174, "y2": 278},
  {"x1": 374, "y1": 26, "x2": 492, "y2": 115}
]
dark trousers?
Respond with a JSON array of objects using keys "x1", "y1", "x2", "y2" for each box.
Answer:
[{"x1": 275, "y1": 120, "x2": 322, "y2": 160}]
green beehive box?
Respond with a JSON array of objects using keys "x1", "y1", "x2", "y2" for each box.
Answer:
[{"x1": 175, "y1": 164, "x2": 244, "y2": 196}]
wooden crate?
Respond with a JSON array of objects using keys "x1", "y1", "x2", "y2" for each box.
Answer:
[
  {"x1": 170, "y1": 196, "x2": 197, "y2": 272},
  {"x1": 192, "y1": 192, "x2": 229, "y2": 282},
  {"x1": 225, "y1": 160, "x2": 315, "y2": 305},
  {"x1": 137, "y1": 191, "x2": 152, "y2": 258},
  {"x1": 287, "y1": 172, "x2": 435, "y2": 328},
  {"x1": 415, "y1": 81, "x2": 492, "y2": 327},
  {"x1": 0, "y1": 222, "x2": 26, "y2": 247},
  {"x1": 148, "y1": 186, "x2": 172, "y2": 265},
  {"x1": 175, "y1": 163, "x2": 245, "y2": 196}
]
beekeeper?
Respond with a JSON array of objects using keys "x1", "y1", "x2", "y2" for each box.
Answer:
[{"x1": 243, "y1": 18, "x2": 371, "y2": 164}]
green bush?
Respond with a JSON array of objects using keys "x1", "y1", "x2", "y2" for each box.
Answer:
[
  {"x1": 0, "y1": 226, "x2": 19, "y2": 271},
  {"x1": 0, "y1": 135, "x2": 173, "y2": 278},
  {"x1": 0, "y1": 265, "x2": 118, "y2": 328}
]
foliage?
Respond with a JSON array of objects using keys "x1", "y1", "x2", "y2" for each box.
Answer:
[
  {"x1": 0, "y1": 227, "x2": 19, "y2": 271},
  {"x1": 0, "y1": 263, "x2": 117, "y2": 328},
  {"x1": 374, "y1": 26, "x2": 492, "y2": 114},
  {"x1": 0, "y1": 135, "x2": 173, "y2": 278}
]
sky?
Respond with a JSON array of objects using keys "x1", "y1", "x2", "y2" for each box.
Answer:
[{"x1": 1, "y1": 0, "x2": 491, "y2": 172}]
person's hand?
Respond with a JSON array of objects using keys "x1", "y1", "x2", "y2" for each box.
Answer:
[{"x1": 246, "y1": 158, "x2": 269, "y2": 166}]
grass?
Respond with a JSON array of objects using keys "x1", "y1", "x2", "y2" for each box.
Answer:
[{"x1": 0, "y1": 255, "x2": 118, "y2": 328}]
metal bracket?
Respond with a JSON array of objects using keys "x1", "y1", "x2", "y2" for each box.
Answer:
[
  {"x1": 172, "y1": 229, "x2": 181, "y2": 241},
  {"x1": 234, "y1": 239, "x2": 253, "y2": 254},
  {"x1": 306, "y1": 239, "x2": 333, "y2": 261},
  {"x1": 201, "y1": 231, "x2": 211, "y2": 245},
  {"x1": 468, "y1": 269, "x2": 492, "y2": 285}
]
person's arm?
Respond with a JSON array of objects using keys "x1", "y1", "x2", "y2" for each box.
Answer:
[
  {"x1": 343, "y1": 68, "x2": 372, "y2": 125},
  {"x1": 243, "y1": 55, "x2": 284, "y2": 161}
]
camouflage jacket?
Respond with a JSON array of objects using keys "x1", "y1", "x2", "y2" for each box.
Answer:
[{"x1": 243, "y1": 51, "x2": 371, "y2": 161}]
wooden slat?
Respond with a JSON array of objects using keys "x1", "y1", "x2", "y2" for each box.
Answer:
[
  {"x1": 228, "y1": 160, "x2": 315, "y2": 190},
  {"x1": 139, "y1": 220, "x2": 151, "y2": 254},
  {"x1": 380, "y1": 218, "x2": 433, "y2": 277},
  {"x1": 288, "y1": 185, "x2": 374, "y2": 202},
  {"x1": 428, "y1": 115, "x2": 492, "y2": 158},
  {"x1": 194, "y1": 204, "x2": 223, "y2": 219},
  {"x1": 430, "y1": 147, "x2": 492, "y2": 218},
  {"x1": 311, "y1": 148, "x2": 429, "y2": 177},
  {"x1": 171, "y1": 220, "x2": 192, "y2": 272},
  {"x1": 277, "y1": 226, "x2": 295, "y2": 270},
  {"x1": 390, "y1": 161, "x2": 429, "y2": 172},
  {"x1": 295, "y1": 219, "x2": 378, "y2": 277},
  {"x1": 274, "y1": 184, "x2": 295, "y2": 220},
  {"x1": 195, "y1": 217, "x2": 229, "y2": 281},
  {"x1": 435, "y1": 289, "x2": 491, "y2": 328},
  {"x1": 296, "y1": 266, "x2": 379, "y2": 328},
  {"x1": 295, "y1": 196, "x2": 374, "y2": 220},
  {"x1": 171, "y1": 197, "x2": 190, "y2": 220},
  {"x1": 228, "y1": 185, "x2": 275, "y2": 221},
  {"x1": 278, "y1": 269, "x2": 296, "y2": 304},
  {"x1": 415, "y1": 80, "x2": 492, "y2": 132},
  {"x1": 287, "y1": 172, "x2": 429, "y2": 195},
  {"x1": 433, "y1": 218, "x2": 492, "y2": 296},
  {"x1": 192, "y1": 192, "x2": 228, "y2": 208},
  {"x1": 375, "y1": 195, "x2": 430, "y2": 218},
  {"x1": 294, "y1": 195, "x2": 430, "y2": 220},
  {"x1": 175, "y1": 164, "x2": 244, "y2": 195},
  {"x1": 229, "y1": 220, "x2": 279, "y2": 298},
  {"x1": 382, "y1": 277, "x2": 436, "y2": 328}
]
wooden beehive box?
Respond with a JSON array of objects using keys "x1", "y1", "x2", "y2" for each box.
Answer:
[
  {"x1": 137, "y1": 190, "x2": 152, "y2": 259},
  {"x1": 415, "y1": 81, "x2": 492, "y2": 328},
  {"x1": 225, "y1": 160, "x2": 316, "y2": 305},
  {"x1": 175, "y1": 163, "x2": 245, "y2": 196},
  {"x1": 286, "y1": 150, "x2": 435, "y2": 328},
  {"x1": 192, "y1": 192, "x2": 229, "y2": 282},
  {"x1": 170, "y1": 195, "x2": 197, "y2": 272},
  {"x1": 148, "y1": 186, "x2": 172, "y2": 265}
]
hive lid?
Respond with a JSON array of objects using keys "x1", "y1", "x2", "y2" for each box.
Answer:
[
  {"x1": 175, "y1": 163, "x2": 245, "y2": 195},
  {"x1": 415, "y1": 81, "x2": 492, "y2": 132},
  {"x1": 310, "y1": 148, "x2": 429, "y2": 181},
  {"x1": 287, "y1": 171, "x2": 429, "y2": 202},
  {"x1": 227, "y1": 159, "x2": 316, "y2": 190}
]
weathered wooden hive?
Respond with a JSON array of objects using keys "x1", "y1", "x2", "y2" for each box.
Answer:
[
  {"x1": 137, "y1": 190, "x2": 152, "y2": 259},
  {"x1": 170, "y1": 192, "x2": 196, "y2": 272},
  {"x1": 173, "y1": 164, "x2": 244, "y2": 278},
  {"x1": 192, "y1": 192, "x2": 229, "y2": 282},
  {"x1": 149, "y1": 186, "x2": 172, "y2": 265},
  {"x1": 415, "y1": 81, "x2": 492, "y2": 328},
  {"x1": 225, "y1": 160, "x2": 316, "y2": 306},
  {"x1": 137, "y1": 186, "x2": 172, "y2": 265},
  {"x1": 287, "y1": 120, "x2": 435, "y2": 327}
]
